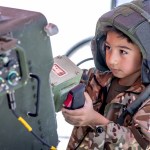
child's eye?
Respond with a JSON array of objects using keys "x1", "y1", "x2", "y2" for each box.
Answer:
[
  {"x1": 105, "y1": 44, "x2": 111, "y2": 51},
  {"x1": 120, "y1": 50, "x2": 128, "y2": 55}
]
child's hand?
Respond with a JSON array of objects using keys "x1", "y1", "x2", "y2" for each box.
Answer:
[{"x1": 62, "y1": 92, "x2": 109, "y2": 126}]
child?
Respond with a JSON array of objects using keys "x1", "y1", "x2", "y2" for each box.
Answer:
[{"x1": 62, "y1": 0, "x2": 150, "y2": 149}]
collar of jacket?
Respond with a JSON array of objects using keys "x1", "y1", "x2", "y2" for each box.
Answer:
[{"x1": 93, "y1": 69, "x2": 145, "y2": 94}]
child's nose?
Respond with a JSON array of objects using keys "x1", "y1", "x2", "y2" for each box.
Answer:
[{"x1": 109, "y1": 51, "x2": 119, "y2": 66}]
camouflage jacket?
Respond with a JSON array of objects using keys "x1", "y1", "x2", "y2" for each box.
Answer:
[{"x1": 66, "y1": 68, "x2": 150, "y2": 150}]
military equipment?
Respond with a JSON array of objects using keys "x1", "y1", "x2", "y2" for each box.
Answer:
[
  {"x1": 0, "y1": 6, "x2": 58, "y2": 150},
  {"x1": 50, "y1": 55, "x2": 83, "y2": 112},
  {"x1": 63, "y1": 83, "x2": 85, "y2": 110}
]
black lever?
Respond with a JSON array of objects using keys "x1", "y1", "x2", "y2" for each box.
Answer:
[{"x1": 27, "y1": 73, "x2": 40, "y2": 117}]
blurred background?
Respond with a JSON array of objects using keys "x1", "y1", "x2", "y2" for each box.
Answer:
[{"x1": 0, "y1": 0, "x2": 131, "y2": 149}]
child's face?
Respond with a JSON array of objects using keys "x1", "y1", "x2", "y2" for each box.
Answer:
[{"x1": 105, "y1": 31, "x2": 142, "y2": 83}]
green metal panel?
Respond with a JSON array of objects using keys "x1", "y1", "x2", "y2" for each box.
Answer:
[{"x1": 0, "y1": 6, "x2": 58, "y2": 150}]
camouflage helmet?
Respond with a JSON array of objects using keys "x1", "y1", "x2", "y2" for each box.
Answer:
[{"x1": 91, "y1": 0, "x2": 150, "y2": 84}]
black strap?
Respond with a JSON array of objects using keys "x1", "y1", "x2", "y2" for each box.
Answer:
[
  {"x1": 117, "y1": 84, "x2": 150, "y2": 125},
  {"x1": 98, "y1": 86, "x2": 108, "y2": 115},
  {"x1": 74, "y1": 127, "x2": 92, "y2": 150},
  {"x1": 130, "y1": 124, "x2": 149, "y2": 150},
  {"x1": 116, "y1": 84, "x2": 150, "y2": 149}
]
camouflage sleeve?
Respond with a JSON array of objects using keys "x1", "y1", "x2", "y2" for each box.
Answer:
[
  {"x1": 103, "y1": 99, "x2": 150, "y2": 149},
  {"x1": 104, "y1": 121, "x2": 139, "y2": 148},
  {"x1": 133, "y1": 98, "x2": 150, "y2": 142}
]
